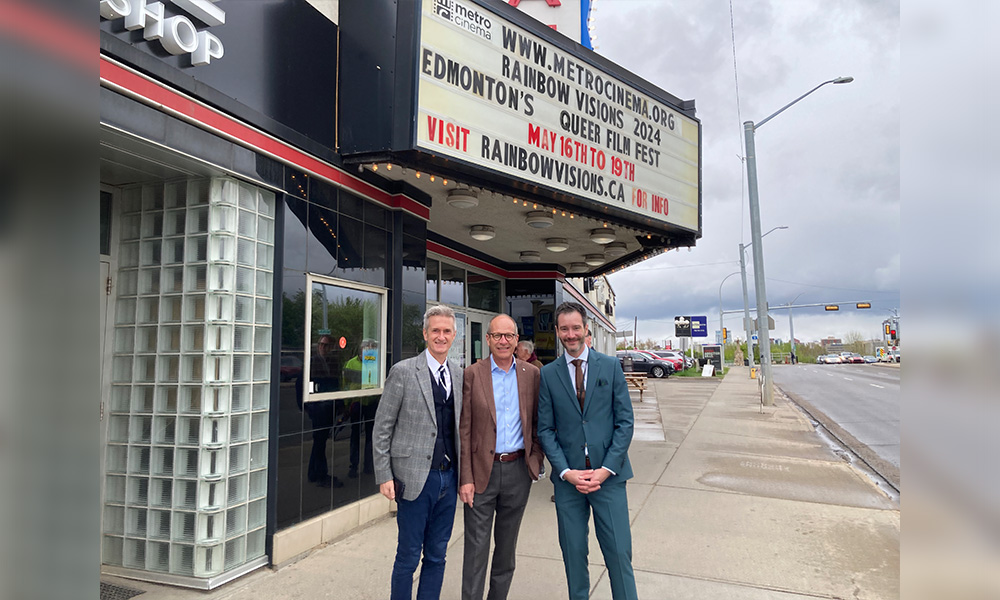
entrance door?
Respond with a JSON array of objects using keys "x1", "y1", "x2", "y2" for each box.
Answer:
[{"x1": 466, "y1": 311, "x2": 495, "y2": 366}]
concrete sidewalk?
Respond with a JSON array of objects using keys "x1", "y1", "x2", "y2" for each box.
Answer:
[{"x1": 110, "y1": 367, "x2": 899, "y2": 599}]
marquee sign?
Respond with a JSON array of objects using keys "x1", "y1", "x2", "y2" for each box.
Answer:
[{"x1": 415, "y1": 0, "x2": 700, "y2": 232}]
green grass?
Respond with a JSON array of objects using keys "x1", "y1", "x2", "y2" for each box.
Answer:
[{"x1": 673, "y1": 366, "x2": 727, "y2": 378}]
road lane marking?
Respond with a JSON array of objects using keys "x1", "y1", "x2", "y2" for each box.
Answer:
[
  {"x1": 844, "y1": 377, "x2": 853, "y2": 381},
  {"x1": 870, "y1": 383, "x2": 884, "y2": 389}
]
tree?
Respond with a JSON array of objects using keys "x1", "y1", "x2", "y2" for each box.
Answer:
[{"x1": 843, "y1": 330, "x2": 867, "y2": 355}]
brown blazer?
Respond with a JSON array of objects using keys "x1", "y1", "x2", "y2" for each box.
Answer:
[{"x1": 460, "y1": 357, "x2": 544, "y2": 493}]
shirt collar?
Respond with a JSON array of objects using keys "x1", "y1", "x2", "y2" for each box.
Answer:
[
  {"x1": 426, "y1": 351, "x2": 448, "y2": 374},
  {"x1": 490, "y1": 354, "x2": 515, "y2": 374},
  {"x1": 565, "y1": 345, "x2": 590, "y2": 365}
]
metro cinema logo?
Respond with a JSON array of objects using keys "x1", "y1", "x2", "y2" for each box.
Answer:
[
  {"x1": 433, "y1": 0, "x2": 493, "y2": 40},
  {"x1": 100, "y1": 0, "x2": 225, "y2": 66}
]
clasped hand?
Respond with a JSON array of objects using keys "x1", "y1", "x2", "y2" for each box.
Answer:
[{"x1": 565, "y1": 468, "x2": 608, "y2": 494}]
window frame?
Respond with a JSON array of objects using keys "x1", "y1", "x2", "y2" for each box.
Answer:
[{"x1": 303, "y1": 273, "x2": 388, "y2": 403}]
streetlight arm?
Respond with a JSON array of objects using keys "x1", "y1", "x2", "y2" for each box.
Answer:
[{"x1": 754, "y1": 77, "x2": 853, "y2": 130}]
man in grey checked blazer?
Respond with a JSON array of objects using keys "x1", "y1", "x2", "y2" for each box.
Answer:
[{"x1": 374, "y1": 305, "x2": 464, "y2": 600}]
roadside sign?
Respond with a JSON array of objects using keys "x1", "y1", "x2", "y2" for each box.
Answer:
[
  {"x1": 691, "y1": 316, "x2": 708, "y2": 338},
  {"x1": 674, "y1": 316, "x2": 691, "y2": 337},
  {"x1": 751, "y1": 334, "x2": 758, "y2": 342}
]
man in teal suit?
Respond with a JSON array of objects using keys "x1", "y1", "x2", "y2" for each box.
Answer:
[{"x1": 538, "y1": 301, "x2": 637, "y2": 600}]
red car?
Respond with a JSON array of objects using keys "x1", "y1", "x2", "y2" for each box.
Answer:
[{"x1": 638, "y1": 350, "x2": 684, "y2": 372}]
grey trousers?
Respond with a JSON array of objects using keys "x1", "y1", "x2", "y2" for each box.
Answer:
[{"x1": 461, "y1": 456, "x2": 532, "y2": 600}]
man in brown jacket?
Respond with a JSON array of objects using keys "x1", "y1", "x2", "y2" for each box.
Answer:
[{"x1": 459, "y1": 314, "x2": 543, "y2": 600}]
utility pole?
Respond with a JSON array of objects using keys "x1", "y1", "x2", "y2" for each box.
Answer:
[{"x1": 739, "y1": 243, "x2": 754, "y2": 368}]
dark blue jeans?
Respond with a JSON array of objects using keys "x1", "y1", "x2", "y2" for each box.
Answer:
[{"x1": 391, "y1": 468, "x2": 457, "y2": 600}]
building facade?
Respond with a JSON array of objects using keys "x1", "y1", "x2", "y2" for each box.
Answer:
[{"x1": 98, "y1": 0, "x2": 700, "y2": 588}]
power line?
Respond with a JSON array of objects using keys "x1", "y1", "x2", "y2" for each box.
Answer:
[{"x1": 765, "y1": 278, "x2": 899, "y2": 295}]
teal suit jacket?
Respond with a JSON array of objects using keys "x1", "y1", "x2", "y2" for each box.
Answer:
[{"x1": 537, "y1": 350, "x2": 633, "y2": 480}]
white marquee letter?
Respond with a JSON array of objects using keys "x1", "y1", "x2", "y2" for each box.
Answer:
[
  {"x1": 160, "y1": 15, "x2": 199, "y2": 55},
  {"x1": 192, "y1": 30, "x2": 224, "y2": 66}
]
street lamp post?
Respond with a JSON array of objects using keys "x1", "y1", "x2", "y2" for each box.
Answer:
[
  {"x1": 719, "y1": 271, "x2": 741, "y2": 368},
  {"x1": 739, "y1": 226, "x2": 787, "y2": 368},
  {"x1": 744, "y1": 76, "x2": 853, "y2": 406},
  {"x1": 786, "y1": 292, "x2": 804, "y2": 364}
]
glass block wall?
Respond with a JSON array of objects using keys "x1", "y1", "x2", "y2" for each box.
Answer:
[{"x1": 103, "y1": 177, "x2": 274, "y2": 582}]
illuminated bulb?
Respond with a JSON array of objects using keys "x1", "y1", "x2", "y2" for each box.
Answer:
[
  {"x1": 570, "y1": 214, "x2": 574, "y2": 219},
  {"x1": 533, "y1": 203, "x2": 537, "y2": 209},
  {"x1": 386, "y1": 164, "x2": 392, "y2": 170},
  {"x1": 442, "y1": 179, "x2": 448, "y2": 185},
  {"x1": 372, "y1": 164, "x2": 378, "y2": 172},
  {"x1": 561, "y1": 211, "x2": 566, "y2": 216},
  {"x1": 430, "y1": 175, "x2": 435, "y2": 182},
  {"x1": 522, "y1": 200, "x2": 528, "y2": 206},
  {"x1": 415, "y1": 172, "x2": 421, "y2": 178},
  {"x1": 552, "y1": 208, "x2": 557, "y2": 214}
]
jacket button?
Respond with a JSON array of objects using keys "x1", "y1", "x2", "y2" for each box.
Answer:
[
  {"x1": 582, "y1": 420, "x2": 587, "y2": 424},
  {"x1": 426, "y1": 455, "x2": 432, "y2": 460}
]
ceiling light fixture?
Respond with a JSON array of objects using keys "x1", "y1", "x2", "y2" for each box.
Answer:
[
  {"x1": 589, "y1": 228, "x2": 616, "y2": 244},
  {"x1": 519, "y1": 251, "x2": 541, "y2": 262},
  {"x1": 446, "y1": 188, "x2": 479, "y2": 209},
  {"x1": 545, "y1": 238, "x2": 569, "y2": 252},
  {"x1": 584, "y1": 253, "x2": 605, "y2": 267},
  {"x1": 469, "y1": 225, "x2": 495, "y2": 241},
  {"x1": 525, "y1": 211, "x2": 554, "y2": 228},
  {"x1": 604, "y1": 242, "x2": 627, "y2": 258},
  {"x1": 568, "y1": 262, "x2": 589, "y2": 273}
]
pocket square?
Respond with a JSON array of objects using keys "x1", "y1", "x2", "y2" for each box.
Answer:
[{"x1": 598, "y1": 378, "x2": 609, "y2": 386}]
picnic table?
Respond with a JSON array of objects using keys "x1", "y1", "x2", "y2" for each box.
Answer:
[{"x1": 623, "y1": 372, "x2": 647, "y2": 400}]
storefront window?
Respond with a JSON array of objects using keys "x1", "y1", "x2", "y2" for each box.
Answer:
[
  {"x1": 439, "y1": 261, "x2": 464, "y2": 306},
  {"x1": 306, "y1": 276, "x2": 386, "y2": 400},
  {"x1": 426, "y1": 258, "x2": 439, "y2": 301},
  {"x1": 467, "y1": 274, "x2": 500, "y2": 312}
]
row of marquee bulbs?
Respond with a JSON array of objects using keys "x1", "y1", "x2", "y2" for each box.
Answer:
[{"x1": 364, "y1": 162, "x2": 659, "y2": 246}]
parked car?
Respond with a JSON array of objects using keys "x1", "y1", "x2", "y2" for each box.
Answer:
[
  {"x1": 847, "y1": 353, "x2": 865, "y2": 364},
  {"x1": 817, "y1": 354, "x2": 842, "y2": 364},
  {"x1": 651, "y1": 350, "x2": 692, "y2": 370},
  {"x1": 616, "y1": 350, "x2": 674, "y2": 378},
  {"x1": 863, "y1": 355, "x2": 877, "y2": 363},
  {"x1": 280, "y1": 355, "x2": 303, "y2": 381}
]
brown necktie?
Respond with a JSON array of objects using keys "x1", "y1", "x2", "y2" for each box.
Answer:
[{"x1": 572, "y1": 359, "x2": 585, "y2": 410}]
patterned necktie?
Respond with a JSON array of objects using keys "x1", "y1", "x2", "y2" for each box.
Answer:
[
  {"x1": 438, "y1": 365, "x2": 448, "y2": 392},
  {"x1": 572, "y1": 359, "x2": 585, "y2": 410}
]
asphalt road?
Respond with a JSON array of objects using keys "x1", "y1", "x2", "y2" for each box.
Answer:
[{"x1": 771, "y1": 363, "x2": 900, "y2": 487}]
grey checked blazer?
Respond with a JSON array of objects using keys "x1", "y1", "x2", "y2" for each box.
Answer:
[{"x1": 373, "y1": 350, "x2": 464, "y2": 501}]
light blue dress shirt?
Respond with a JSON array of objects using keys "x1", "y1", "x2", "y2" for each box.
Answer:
[{"x1": 490, "y1": 355, "x2": 524, "y2": 453}]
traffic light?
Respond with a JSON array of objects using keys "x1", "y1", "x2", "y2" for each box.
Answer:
[
  {"x1": 722, "y1": 328, "x2": 728, "y2": 342},
  {"x1": 824, "y1": 305, "x2": 839, "y2": 311},
  {"x1": 884, "y1": 323, "x2": 891, "y2": 336},
  {"x1": 856, "y1": 302, "x2": 871, "y2": 309},
  {"x1": 890, "y1": 328, "x2": 897, "y2": 340}
]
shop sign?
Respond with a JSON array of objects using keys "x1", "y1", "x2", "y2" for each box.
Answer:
[
  {"x1": 99, "y1": 0, "x2": 225, "y2": 66},
  {"x1": 416, "y1": 0, "x2": 699, "y2": 231}
]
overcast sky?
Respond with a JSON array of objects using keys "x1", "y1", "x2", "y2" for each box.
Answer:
[{"x1": 591, "y1": 0, "x2": 900, "y2": 346}]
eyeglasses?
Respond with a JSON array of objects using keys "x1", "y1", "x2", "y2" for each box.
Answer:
[{"x1": 487, "y1": 332, "x2": 518, "y2": 341}]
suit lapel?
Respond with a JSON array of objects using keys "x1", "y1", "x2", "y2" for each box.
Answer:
[
  {"x1": 584, "y1": 352, "x2": 603, "y2": 414},
  {"x1": 516, "y1": 360, "x2": 530, "y2": 428},
  {"x1": 479, "y1": 359, "x2": 498, "y2": 426},
  {"x1": 417, "y1": 350, "x2": 436, "y2": 425},
  {"x1": 555, "y1": 356, "x2": 582, "y2": 415}
]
